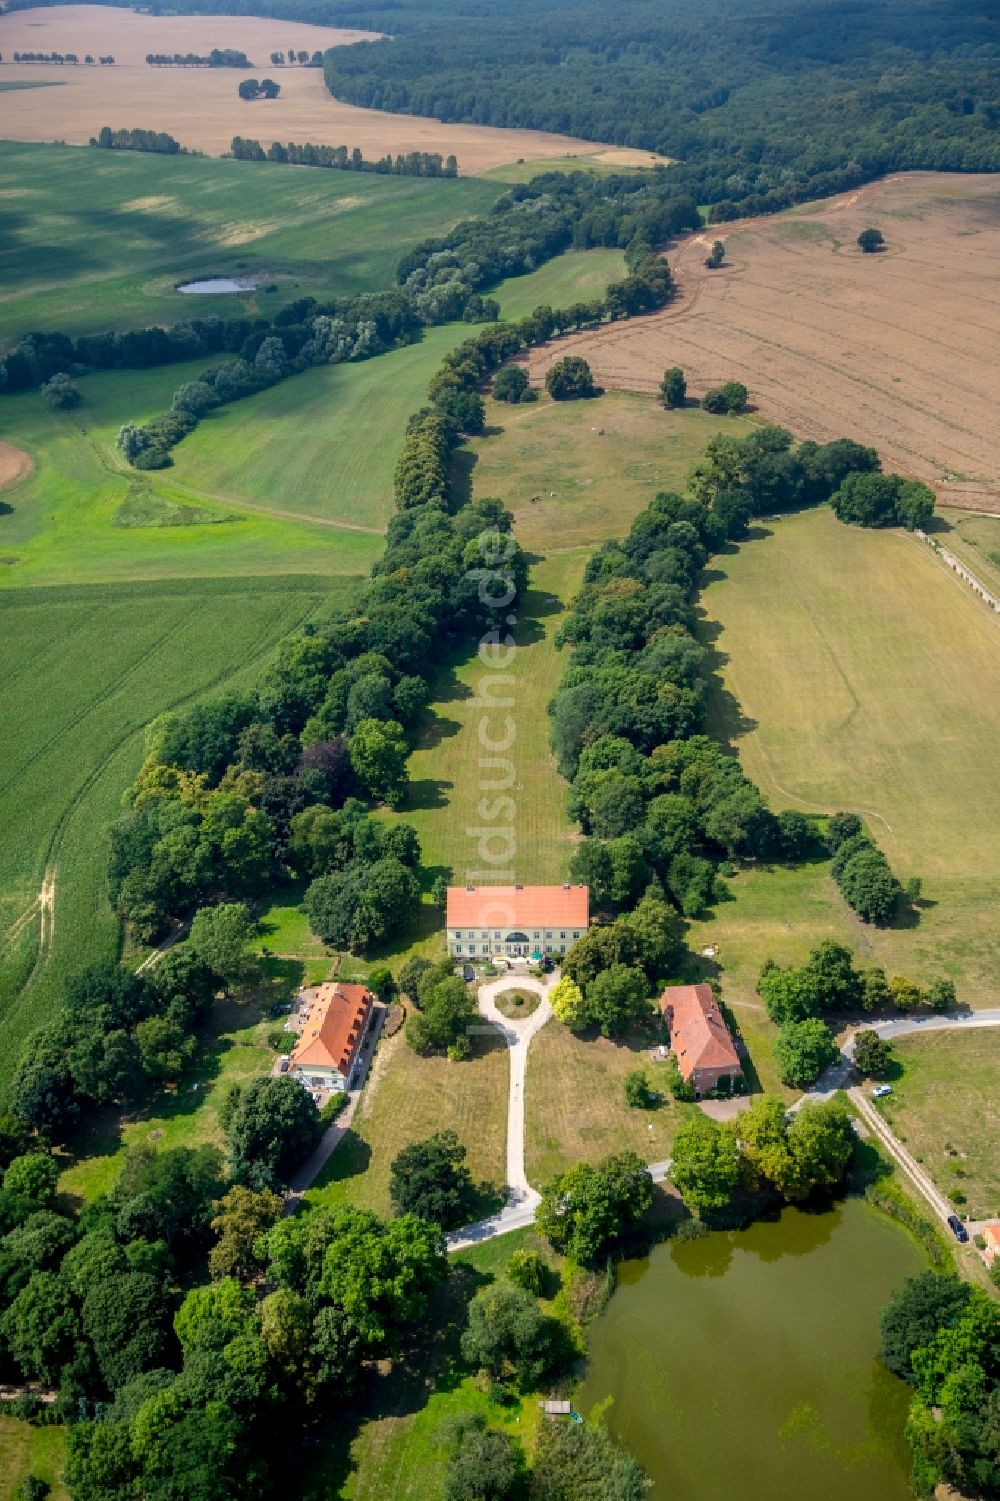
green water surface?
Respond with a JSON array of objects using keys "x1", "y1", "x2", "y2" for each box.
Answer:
[{"x1": 578, "y1": 1198, "x2": 924, "y2": 1500}]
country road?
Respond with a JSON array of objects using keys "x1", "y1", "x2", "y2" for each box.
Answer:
[{"x1": 447, "y1": 1001, "x2": 1000, "y2": 1252}]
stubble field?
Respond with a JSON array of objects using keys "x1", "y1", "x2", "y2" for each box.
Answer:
[
  {"x1": 0, "y1": 5, "x2": 610, "y2": 169},
  {"x1": 526, "y1": 173, "x2": 1000, "y2": 511}
]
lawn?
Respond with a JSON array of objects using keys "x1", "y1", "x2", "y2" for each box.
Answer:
[
  {"x1": 0, "y1": 1418, "x2": 68, "y2": 1501},
  {"x1": 492, "y1": 247, "x2": 625, "y2": 322},
  {"x1": 58, "y1": 970, "x2": 291, "y2": 1204},
  {"x1": 305, "y1": 1026, "x2": 508, "y2": 1218},
  {"x1": 694, "y1": 507, "x2": 1000, "y2": 1010},
  {"x1": 381, "y1": 549, "x2": 586, "y2": 884},
  {"x1": 875, "y1": 1028, "x2": 1000, "y2": 1223},
  {"x1": 0, "y1": 578, "x2": 325, "y2": 1100},
  {"x1": 468, "y1": 389, "x2": 752, "y2": 554},
  {"x1": 0, "y1": 140, "x2": 498, "y2": 344},
  {"x1": 524, "y1": 1018, "x2": 691, "y2": 1181}
]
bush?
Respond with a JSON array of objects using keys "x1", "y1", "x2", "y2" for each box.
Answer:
[
  {"x1": 506, "y1": 1248, "x2": 548, "y2": 1296},
  {"x1": 624, "y1": 1069, "x2": 656, "y2": 1108},
  {"x1": 858, "y1": 227, "x2": 885, "y2": 253},
  {"x1": 545, "y1": 356, "x2": 599, "y2": 400},
  {"x1": 659, "y1": 366, "x2": 686, "y2": 408},
  {"x1": 41, "y1": 372, "x2": 81, "y2": 410},
  {"x1": 701, "y1": 380, "x2": 747, "y2": 414},
  {"x1": 493, "y1": 364, "x2": 530, "y2": 402}
]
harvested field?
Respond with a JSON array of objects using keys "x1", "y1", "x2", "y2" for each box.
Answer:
[
  {"x1": 0, "y1": 442, "x2": 31, "y2": 490},
  {"x1": 0, "y1": 5, "x2": 611, "y2": 171},
  {"x1": 525, "y1": 173, "x2": 1000, "y2": 510}
]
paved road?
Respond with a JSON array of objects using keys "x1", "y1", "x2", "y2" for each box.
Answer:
[{"x1": 450, "y1": 1007, "x2": 1000, "y2": 1251}]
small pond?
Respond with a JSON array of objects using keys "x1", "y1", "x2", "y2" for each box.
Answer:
[
  {"x1": 577, "y1": 1198, "x2": 924, "y2": 1500},
  {"x1": 177, "y1": 277, "x2": 259, "y2": 295}
]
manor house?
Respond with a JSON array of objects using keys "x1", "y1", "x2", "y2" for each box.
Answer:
[{"x1": 445, "y1": 884, "x2": 589, "y2": 961}]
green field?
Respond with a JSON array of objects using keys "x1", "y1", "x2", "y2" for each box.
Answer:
[
  {"x1": 492, "y1": 246, "x2": 625, "y2": 321},
  {"x1": 172, "y1": 325, "x2": 475, "y2": 530},
  {"x1": 876, "y1": 1028, "x2": 1000, "y2": 1222},
  {"x1": 0, "y1": 141, "x2": 498, "y2": 344},
  {"x1": 689, "y1": 506, "x2": 1000, "y2": 1013},
  {"x1": 0, "y1": 577, "x2": 327, "y2": 1098},
  {"x1": 0, "y1": 368, "x2": 382, "y2": 586}
]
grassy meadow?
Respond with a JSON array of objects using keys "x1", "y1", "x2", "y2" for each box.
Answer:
[
  {"x1": 692, "y1": 508, "x2": 1000, "y2": 1010},
  {"x1": 875, "y1": 1028, "x2": 1000, "y2": 1222},
  {"x1": 936, "y1": 509, "x2": 1000, "y2": 597},
  {"x1": 493, "y1": 246, "x2": 625, "y2": 321},
  {"x1": 172, "y1": 325, "x2": 474, "y2": 531},
  {"x1": 0, "y1": 141, "x2": 498, "y2": 343},
  {"x1": 305, "y1": 1026, "x2": 509, "y2": 1219},
  {"x1": 525, "y1": 1022, "x2": 691, "y2": 1180}
]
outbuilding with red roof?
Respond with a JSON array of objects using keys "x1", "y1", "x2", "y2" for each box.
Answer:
[
  {"x1": 660, "y1": 983, "x2": 743, "y2": 1098},
  {"x1": 289, "y1": 982, "x2": 373, "y2": 1092}
]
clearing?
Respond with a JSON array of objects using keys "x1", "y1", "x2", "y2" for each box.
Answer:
[
  {"x1": 687, "y1": 505, "x2": 1000, "y2": 1015},
  {"x1": 875, "y1": 1029, "x2": 1000, "y2": 1222},
  {"x1": 0, "y1": 140, "x2": 499, "y2": 342},
  {"x1": 0, "y1": 5, "x2": 611, "y2": 169},
  {"x1": 525, "y1": 173, "x2": 1000, "y2": 510},
  {"x1": 493, "y1": 246, "x2": 625, "y2": 322}
]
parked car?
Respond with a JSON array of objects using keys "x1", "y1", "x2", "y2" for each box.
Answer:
[
  {"x1": 947, "y1": 1214, "x2": 969, "y2": 1243},
  {"x1": 871, "y1": 1084, "x2": 892, "y2": 1099},
  {"x1": 279, "y1": 1055, "x2": 290, "y2": 1073},
  {"x1": 462, "y1": 964, "x2": 475, "y2": 982},
  {"x1": 270, "y1": 1002, "x2": 291, "y2": 1018}
]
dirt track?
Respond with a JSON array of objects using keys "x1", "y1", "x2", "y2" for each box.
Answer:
[
  {"x1": 0, "y1": 5, "x2": 610, "y2": 171},
  {"x1": 526, "y1": 173, "x2": 1000, "y2": 509}
]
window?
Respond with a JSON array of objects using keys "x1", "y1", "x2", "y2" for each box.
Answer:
[
  {"x1": 533, "y1": 931, "x2": 540, "y2": 939},
  {"x1": 494, "y1": 931, "x2": 501, "y2": 938},
  {"x1": 560, "y1": 931, "x2": 565, "y2": 939},
  {"x1": 455, "y1": 930, "x2": 462, "y2": 938},
  {"x1": 545, "y1": 930, "x2": 552, "y2": 938},
  {"x1": 469, "y1": 944, "x2": 476, "y2": 954},
  {"x1": 572, "y1": 930, "x2": 580, "y2": 939}
]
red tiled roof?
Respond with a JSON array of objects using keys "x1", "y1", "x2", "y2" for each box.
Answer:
[
  {"x1": 446, "y1": 884, "x2": 589, "y2": 929},
  {"x1": 659, "y1": 983, "x2": 741, "y2": 1081},
  {"x1": 290, "y1": 983, "x2": 371, "y2": 1074}
]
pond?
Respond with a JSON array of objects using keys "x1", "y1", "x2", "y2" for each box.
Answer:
[
  {"x1": 578, "y1": 1198, "x2": 924, "y2": 1500},
  {"x1": 177, "y1": 277, "x2": 259, "y2": 295}
]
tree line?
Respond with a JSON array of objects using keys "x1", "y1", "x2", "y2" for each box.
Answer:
[
  {"x1": 115, "y1": 238, "x2": 675, "y2": 472},
  {"x1": 0, "y1": 169, "x2": 697, "y2": 395},
  {"x1": 230, "y1": 135, "x2": 458, "y2": 176},
  {"x1": 89, "y1": 126, "x2": 185, "y2": 155},
  {"x1": 9, "y1": 51, "x2": 113, "y2": 64},
  {"x1": 146, "y1": 48, "x2": 252, "y2": 66},
  {"x1": 0, "y1": 222, "x2": 678, "y2": 1501}
]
